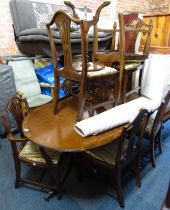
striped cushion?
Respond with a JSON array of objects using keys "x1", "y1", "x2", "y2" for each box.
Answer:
[
  {"x1": 85, "y1": 141, "x2": 118, "y2": 166},
  {"x1": 85, "y1": 139, "x2": 129, "y2": 166},
  {"x1": 19, "y1": 141, "x2": 61, "y2": 165}
]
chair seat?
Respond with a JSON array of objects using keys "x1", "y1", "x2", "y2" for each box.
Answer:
[
  {"x1": 125, "y1": 53, "x2": 148, "y2": 61},
  {"x1": 76, "y1": 66, "x2": 118, "y2": 78},
  {"x1": 19, "y1": 141, "x2": 61, "y2": 164},
  {"x1": 85, "y1": 141, "x2": 118, "y2": 165},
  {"x1": 27, "y1": 94, "x2": 52, "y2": 108},
  {"x1": 125, "y1": 63, "x2": 142, "y2": 71},
  {"x1": 88, "y1": 66, "x2": 118, "y2": 78},
  {"x1": 145, "y1": 116, "x2": 155, "y2": 135},
  {"x1": 85, "y1": 140, "x2": 128, "y2": 166},
  {"x1": 111, "y1": 62, "x2": 142, "y2": 71}
]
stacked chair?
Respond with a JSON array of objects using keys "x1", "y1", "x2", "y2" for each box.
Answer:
[
  {"x1": 93, "y1": 13, "x2": 153, "y2": 103},
  {"x1": 46, "y1": 1, "x2": 119, "y2": 122}
]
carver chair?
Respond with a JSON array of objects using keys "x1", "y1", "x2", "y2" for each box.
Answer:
[
  {"x1": 93, "y1": 13, "x2": 153, "y2": 103},
  {"x1": 82, "y1": 109, "x2": 149, "y2": 208},
  {"x1": 8, "y1": 57, "x2": 53, "y2": 108},
  {"x1": 46, "y1": 1, "x2": 119, "y2": 122},
  {"x1": 144, "y1": 90, "x2": 170, "y2": 168},
  {"x1": 1, "y1": 96, "x2": 69, "y2": 198}
]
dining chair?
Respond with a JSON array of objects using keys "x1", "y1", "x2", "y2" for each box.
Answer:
[
  {"x1": 93, "y1": 13, "x2": 153, "y2": 103},
  {"x1": 46, "y1": 1, "x2": 119, "y2": 122},
  {"x1": 82, "y1": 109, "x2": 149, "y2": 208},
  {"x1": 1, "y1": 96, "x2": 70, "y2": 199},
  {"x1": 144, "y1": 90, "x2": 170, "y2": 168}
]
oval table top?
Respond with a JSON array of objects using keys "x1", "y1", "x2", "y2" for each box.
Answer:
[{"x1": 22, "y1": 97, "x2": 123, "y2": 152}]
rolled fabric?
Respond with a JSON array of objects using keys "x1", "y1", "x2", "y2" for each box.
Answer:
[{"x1": 74, "y1": 97, "x2": 159, "y2": 137}]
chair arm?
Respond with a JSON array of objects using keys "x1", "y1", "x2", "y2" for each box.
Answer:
[
  {"x1": 40, "y1": 82, "x2": 54, "y2": 88},
  {"x1": 7, "y1": 133, "x2": 27, "y2": 142}
]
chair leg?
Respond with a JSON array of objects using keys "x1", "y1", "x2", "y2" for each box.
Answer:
[
  {"x1": 150, "y1": 137, "x2": 156, "y2": 168},
  {"x1": 134, "y1": 160, "x2": 141, "y2": 188},
  {"x1": 138, "y1": 64, "x2": 144, "y2": 95},
  {"x1": 15, "y1": 159, "x2": 21, "y2": 188},
  {"x1": 76, "y1": 81, "x2": 87, "y2": 122},
  {"x1": 114, "y1": 74, "x2": 119, "y2": 106},
  {"x1": 115, "y1": 170, "x2": 125, "y2": 208},
  {"x1": 157, "y1": 128, "x2": 163, "y2": 154},
  {"x1": 122, "y1": 71, "x2": 128, "y2": 103},
  {"x1": 53, "y1": 76, "x2": 60, "y2": 115}
]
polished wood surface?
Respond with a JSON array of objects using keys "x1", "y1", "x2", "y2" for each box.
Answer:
[
  {"x1": 22, "y1": 97, "x2": 123, "y2": 152},
  {"x1": 141, "y1": 14, "x2": 170, "y2": 54}
]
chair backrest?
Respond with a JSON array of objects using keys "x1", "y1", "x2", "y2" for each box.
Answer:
[
  {"x1": 46, "y1": 1, "x2": 110, "y2": 78},
  {"x1": 151, "y1": 90, "x2": 170, "y2": 136},
  {"x1": 8, "y1": 59, "x2": 41, "y2": 98},
  {"x1": 1, "y1": 97, "x2": 29, "y2": 136},
  {"x1": 115, "y1": 109, "x2": 149, "y2": 166},
  {"x1": 119, "y1": 13, "x2": 153, "y2": 58},
  {"x1": 93, "y1": 13, "x2": 153, "y2": 63}
]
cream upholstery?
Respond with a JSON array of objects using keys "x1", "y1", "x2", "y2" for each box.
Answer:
[
  {"x1": 125, "y1": 63, "x2": 142, "y2": 71},
  {"x1": 8, "y1": 59, "x2": 52, "y2": 108},
  {"x1": 19, "y1": 141, "x2": 61, "y2": 164},
  {"x1": 73, "y1": 66, "x2": 118, "y2": 78},
  {"x1": 145, "y1": 117, "x2": 154, "y2": 135},
  {"x1": 87, "y1": 66, "x2": 117, "y2": 78}
]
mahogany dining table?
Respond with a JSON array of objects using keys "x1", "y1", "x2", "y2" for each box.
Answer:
[{"x1": 22, "y1": 96, "x2": 124, "y2": 152}]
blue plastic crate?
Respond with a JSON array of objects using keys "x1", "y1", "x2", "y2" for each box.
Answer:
[{"x1": 35, "y1": 63, "x2": 66, "y2": 98}]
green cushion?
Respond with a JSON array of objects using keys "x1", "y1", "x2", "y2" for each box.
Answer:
[{"x1": 19, "y1": 141, "x2": 61, "y2": 165}]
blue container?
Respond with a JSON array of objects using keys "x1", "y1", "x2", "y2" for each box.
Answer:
[{"x1": 35, "y1": 63, "x2": 66, "y2": 98}]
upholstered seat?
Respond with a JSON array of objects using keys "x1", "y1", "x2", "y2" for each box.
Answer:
[
  {"x1": 85, "y1": 139, "x2": 128, "y2": 166},
  {"x1": 124, "y1": 63, "x2": 142, "y2": 71},
  {"x1": 19, "y1": 141, "x2": 61, "y2": 165},
  {"x1": 76, "y1": 66, "x2": 117, "y2": 78},
  {"x1": 144, "y1": 116, "x2": 155, "y2": 136}
]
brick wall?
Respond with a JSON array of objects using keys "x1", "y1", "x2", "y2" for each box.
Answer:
[{"x1": 0, "y1": 0, "x2": 169, "y2": 57}]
